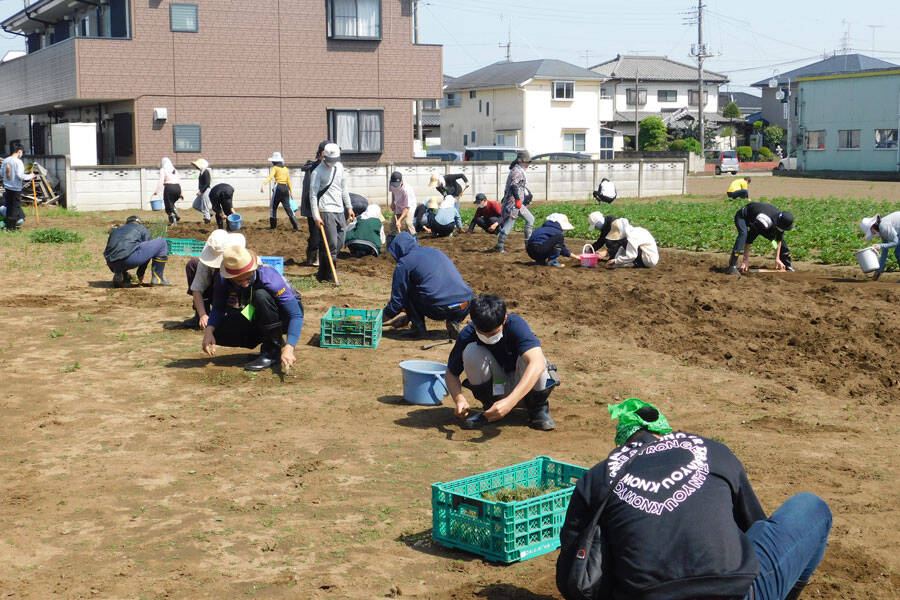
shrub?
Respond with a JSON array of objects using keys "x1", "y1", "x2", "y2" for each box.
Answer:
[
  {"x1": 758, "y1": 147, "x2": 774, "y2": 160},
  {"x1": 723, "y1": 101, "x2": 742, "y2": 120},
  {"x1": 638, "y1": 116, "x2": 668, "y2": 151},
  {"x1": 29, "y1": 228, "x2": 83, "y2": 244},
  {"x1": 753, "y1": 121, "x2": 764, "y2": 132},
  {"x1": 736, "y1": 146, "x2": 753, "y2": 162},
  {"x1": 764, "y1": 125, "x2": 785, "y2": 149}
]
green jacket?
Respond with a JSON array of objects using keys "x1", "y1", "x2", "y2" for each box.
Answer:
[{"x1": 346, "y1": 217, "x2": 384, "y2": 255}]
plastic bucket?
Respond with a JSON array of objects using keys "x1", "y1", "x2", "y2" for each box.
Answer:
[
  {"x1": 150, "y1": 199, "x2": 163, "y2": 211},
  {"x1": 580, "y1": 244, "x2": 599, "y2": 268},
  {"x1": 856, "y1": 247, "x2": 880, "y2": 273},
  {"x1": 399, "y1": 360, "x2": 449, "y2": 406},
  {"x1": 227, "y1": 213, "x2": 242, "y2": 231}
]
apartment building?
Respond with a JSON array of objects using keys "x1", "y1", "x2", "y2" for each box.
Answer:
[{"x1": 0, "y1": 0, "x2": 442, "y2": 165}]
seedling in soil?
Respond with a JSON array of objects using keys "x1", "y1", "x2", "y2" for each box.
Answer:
[
  {"x1": 49, "y1": 329, "x2": 64, "y2": 338},
  {"x1": 482, "y1": 484, "x2": 564, "y2": 502},
  {"x1": 61, "y1": 361, "x2": 80, "y2": 373}
]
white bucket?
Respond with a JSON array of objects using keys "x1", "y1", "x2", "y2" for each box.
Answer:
[{"x1": 855, "y1": 247, "x2": 880, "y2": 273}]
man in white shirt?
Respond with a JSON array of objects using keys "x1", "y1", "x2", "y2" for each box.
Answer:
[{"x1": 1, "y1": 143, "x2": 36, "y2": 231}]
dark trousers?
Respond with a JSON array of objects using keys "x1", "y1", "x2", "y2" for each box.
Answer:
[
  {"x1": 348, "y1": 242, "x2": 378, "y2": 258},
  {"x1": 731, "y1": 208, "x2": 791, "y2": 267},
  {"x1": 306, "y1": 216, "x2": 322, "y2": 263},
  {"x1": 405, "y1": 297, "x2": 470, "y2": 332},
  {"x1": 727, "y1": 189, "x2": 749, "y2": 199},
  {"x1": 163, "y1": 184, "x2": 181, "y2": 221},
  {"x1": 317, "y1": 212, "x2": 346, "y2": 281},
  {"x1": 3, "y1": 188, "x2": 23, "y2": 229},
  {"x1": 470, "y1": 216, "x2": 500, "y2": 233},
  {"x1": 427, "y1": 212, "x2": 455, "y2": 237},
  {"x1": 211, "y1": 288, "x2": 296, "y2": 352},
  {"x1": 413, "y1": 204, "x2": 430, "y2": 233},
  {"x1": 185, "y1": 257, "x2": 213, "y2": 313},
  {"x1": 210, "y1": 195, "x2": 233, "y2": 230},
  {"x1": 107, "y1": 238, "x2": 168, "y2": 279},
  {"x1": 526, "y1": 239, "x2": 563, "y2": 264},
  {"x1": 270, "y1": 183, "x2": 299, "y2": 228}
]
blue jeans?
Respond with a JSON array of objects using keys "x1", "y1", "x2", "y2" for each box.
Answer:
[
  {"x1": 405, "y1": 297, "x2": 470, "y2": 332},
  {"x1": 878, "y1": 244, "x2": 900, "y2": 273},
  {"x1": 746, "y1": 493, "x2": 831, "y2": 600},
  {"x1": 107, "y1": 238, "x2": 168, "y2": 278}
]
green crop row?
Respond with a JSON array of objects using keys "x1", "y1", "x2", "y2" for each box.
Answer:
[{"x1": 461, "y1": 196, "x2": 900, "y2": 267}]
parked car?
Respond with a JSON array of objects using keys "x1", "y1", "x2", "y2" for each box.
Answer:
[
  {"x1": 463, "y1": 146, "x2": 524, "y2": 162},
  {"x1": 426, "y1": 150, "x2": 464, "y2": 162},
  {"x1": 776, "y1": 154, "x2": 797, "y2": 171},
  {"x1": 705, "y1": 149, "x2": 739, "y2": 175},
  {"x1": 531, "y1": 152, "x2": 592, "y2": 161}
]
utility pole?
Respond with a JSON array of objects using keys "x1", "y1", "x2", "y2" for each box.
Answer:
[
  {"x1": 413, "y1": 1, "x2": 423, "y2": 146},
  {"x1": 581, "y1": 50, "x2": 593, "y2": 68},
  {"x1": 499, "y1": 20, "x2": 511, "y2": 62},
  {"x1": 690, "y1": 1, "x2": 713, "y2": 151},
  {"x1": 634, "y1": 63, "x2": 640, "y2": 151}
]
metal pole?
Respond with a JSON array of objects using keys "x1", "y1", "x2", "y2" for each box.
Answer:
[
  {"x1": 786, "y1": 77, "x2": 791, "y2": 159},
  {"x1": 634, "y1": 64, "x2": 639, "y2": 151},
  {"x1": 697, "y1": 0, "x2": 705, "y2": 152}
]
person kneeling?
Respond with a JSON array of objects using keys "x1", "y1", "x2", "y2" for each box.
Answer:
[
  {"x1": 201, "y1": 246, "x2": 303, "y2": 372},
  {"x1": 526, "y1": 213, "x2": 576, "y2": 267},
  {"x1": 468, "y1": 193, "x2": 501, "y2": 234},
  {"x1": 427, "y1": 195, "x2": 463, "y2": 237},
  {"x1": 345, "y1": 204, "x2": 386, "y2": 258},
  {"x1": 605, "y1": 218, "x2": 659, "y2": 269},
  {"x1": 103, "y1": 216, "x2": 172, "y2": 287},
  {"x1": 727, "y1": 176, "x2": 751, "y2": 200},
  {"x1": 184, "y1": 229, "x2": 245, "y2": 329},
  {"x1": 445, "y1": 294, "x2": 560, "y2": 431}
]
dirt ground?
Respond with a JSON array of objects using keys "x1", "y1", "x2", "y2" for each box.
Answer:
[{"x1": 1, "y1": 178, "x2": 898, "y2": 599}]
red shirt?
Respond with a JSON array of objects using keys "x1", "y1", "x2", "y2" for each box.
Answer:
[{"x1": 474, "y1": 200, "x2": 501, "y2": 219}]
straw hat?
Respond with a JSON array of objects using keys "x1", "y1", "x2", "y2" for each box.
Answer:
[
  {"x1": 191, "y1": 158, "x2": 209, "y2": 171},
  {"x1": 588, "y1": 211, "x2": 605, "y2": 230},
  {"x1": 267, "y1": 151, "x2": 284, "y2": 163},
  {"x1": 429, "y1": 174, "x2": 445, "y2": 188},
  {"x1": 606, "y1": 218, "x2": 629, "y2": 241},
  {"x1": 427, "y1": 196, "x2": 441, "y2": 210},
  {"x1": 200, "y1": 230, "x2": 246, "y2": 268},
  {"x1": 861, "y1": 216, "x2": 879, "y2": 241},
  {"x1": 546, "y1": 213, "x2": 574, "y2": 231},
  {"x1": 222, "y1": 246, "x2": 257, "y2": 278}
]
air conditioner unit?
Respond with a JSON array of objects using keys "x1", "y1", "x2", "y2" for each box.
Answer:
[{"x1": 153, "y1": 107, "x2": 168, "y2": 122}]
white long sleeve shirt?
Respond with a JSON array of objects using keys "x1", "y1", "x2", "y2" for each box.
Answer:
[
  {"x1": 1, "y1": 155, "x2": 35, "y2": 191},
  {"x1": 309, "y1": 162, "x2": 351, "y2": 221},
  {"x1": 614, "y1": 222, "x2": 659, "y2": 268}
]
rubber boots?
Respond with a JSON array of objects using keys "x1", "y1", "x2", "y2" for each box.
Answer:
[
  {"x1": 269, "y1": 217, "x2": 277, "y2": 230},
  {"x1": 725, "y1": 252, "x2": 741, "y2": 275},
  {"x1": 150, "y1": 258, "x2": 173, "y2": 286},
  {"x1": 524, "y1": 222, "x2": 534, "y2": 241},
  {"x1": 215, "y1": 213, "x2": 225, "y2": 229},
  {"x1": 467, "y1": 381, "x2": 496, "y2": 411},
  {"x1": 112, "y1": 272, "x2": 126, "y2": 288},
  {"x1": 287, "y1": 212, "x2": 300, "y2": 231},
  {"x1": 244, "y1": 323, "x2": 284, "y2": 371},
  {"x1": 493, "y1": 231, "x2": 508, "y2": 254},
  {"x1": 524, "y1": 389, "x2": 556, "y2": 431}
]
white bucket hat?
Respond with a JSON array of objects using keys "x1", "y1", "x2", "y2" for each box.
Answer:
[
  {"x1": 861, "y1": 216, "x2": 879, "y2": 241},
  {"x1": 267, "y1": 151, "x2": 284, "y2": 163},
  {"x1": 323, "y1": 143, "x2": 340, "y2": 164},
  {"x1": 546, "y1": 213, "x2": 575, "y2": 231},
  {"x1": 199, "y1": 230, "x2": 246, "y2": 268},
  {"x1": 588, "y1": 211, "x2": 606, "y2": 230}
]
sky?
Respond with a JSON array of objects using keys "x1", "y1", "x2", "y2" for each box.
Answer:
[
  {"x1": 417, "y1": 0, "x2": 900, "y2": 91},
  {"x1": 0, "y1": 0, "x2": 897, "y2": 92}
]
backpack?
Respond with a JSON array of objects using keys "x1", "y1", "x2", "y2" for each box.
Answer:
[{"x1": 559, "y1": 445, "x2": 648, "y2": 600}]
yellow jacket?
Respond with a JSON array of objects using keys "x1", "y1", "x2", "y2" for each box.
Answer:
[
  {"x1": 727, "y1": 178, "x2": 748, "y2": 194},
  {"x1": 264, "y1": 166, "x2": 292, "y2": 193}
]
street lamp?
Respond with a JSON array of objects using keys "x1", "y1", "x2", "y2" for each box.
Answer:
[{"x1": 769, "y1": 73, "x2": 792, "y2": 158}]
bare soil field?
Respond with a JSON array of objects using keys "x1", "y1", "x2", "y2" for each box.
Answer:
[{"x1": 1, "y1": 178, "x2": 898, "y2": 599}]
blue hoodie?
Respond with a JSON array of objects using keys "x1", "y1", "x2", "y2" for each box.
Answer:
[
  {"x1": 526, "y1": 220, "x2": 571, "y2": 257},
  {"x1": 383, "y1": 233, "x2": 473, "y2": 320}
]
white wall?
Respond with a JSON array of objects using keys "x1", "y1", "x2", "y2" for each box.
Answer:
[
  {"x1": 612, "y1": 82, "x2": 719, "y2": 115},
  {"x1": 440, "y1": 88, "x2": 524, "y2": 152},
  {"x1": 522, "y1": 79, "x2": 612, "y2": 154},
  {"x1": 67, "y1": 159, "x2": 687, "y2": 211}
]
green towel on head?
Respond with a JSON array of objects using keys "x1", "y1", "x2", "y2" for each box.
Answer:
[{"x1": 608, "y1": 398, "x2": 673, "y2": 446}]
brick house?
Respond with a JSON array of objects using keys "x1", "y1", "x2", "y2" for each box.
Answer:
[{"x1": 0, "y1": 0, "x2": 442, "y2": 165}]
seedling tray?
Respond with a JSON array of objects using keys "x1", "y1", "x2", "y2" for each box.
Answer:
[{"x1": 320, "y1": 307, "x2": 382, "y2": 349}]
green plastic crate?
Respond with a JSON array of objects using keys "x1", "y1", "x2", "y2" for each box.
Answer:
[
  {"x1": 165, "y1": 238, "x2": 205, "y2": 256},
  {"x1": 432, "y1": 456, "x2": 587, "y2": 563},
  {"x1": 320, "y1": 307, "x2": 382, "y2": 349}
]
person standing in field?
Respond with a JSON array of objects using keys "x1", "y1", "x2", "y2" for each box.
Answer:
[
  {"x1": 261, "y1": 152, "x2": 300, "y2": 231},
  {"x1": 299, "y1": 141, "x2": 329, "y2": 266},
  {"x1": 387, "y1": 171, "x2": 417, "y2": 244},
  {"x1": 860, "y1": 212, "x2": 900, "y2": 280},
  {"x1": 495, "y1": 150, "x2": 535, "y2": 253},
  {"x1": 191, "y1": 158, "x2": 212, "y2": 224},
  {"x1": 429, "y1": 172, "x2": 469, "y2": 208},
  {"x1": 0, "y1": 142, "x2": 36, "y2": 231},
  {"x1": 309, "y1": 143, "x2": 354, "y2": 283},
  {"x1": 152, "y1": 157, "x2": 183, "y2": 227}
]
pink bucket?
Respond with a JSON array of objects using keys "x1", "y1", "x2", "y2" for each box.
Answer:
[{"x1": 580, "y1": 244, "x2": 599, "y2": 268}]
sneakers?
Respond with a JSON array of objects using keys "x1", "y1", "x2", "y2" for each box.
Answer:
[
  {"x1": 492, "y1": 245, "x2": 507, "y2": 254},
  {"x1": 785, "y1": 265, "x2": 796, "y2": 272},
  {"x1": 446, "y1": 319, "x2": 463, "y2": 339},
  {"x1": 548, "y1": 259, "x2": 564, "y2": 268},
  {"x1": 725, "y1": 266, "x2": 740, "y2": 275}
]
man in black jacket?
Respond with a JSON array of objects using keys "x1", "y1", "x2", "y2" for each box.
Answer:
[
  {"x1": 300, "y1": 140, "x2": 329, "y2": 266},
  {"x1": 103, "y1": 216, "x2": 171, "y2": 287},
  {"x1": 556, "y1": 399, "x2": 831, "y2": 600},
  {"x1": 727, "y1": 202, "x2": 794, "y2": 275}
]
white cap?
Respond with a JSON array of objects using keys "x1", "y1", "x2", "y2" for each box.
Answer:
[
  {"x1": 362, "y1": 204, "x2": 385, "y2": 221},
  {"x1": 199, "y1": 230, "x2": 246, "y2": 268},
  {"x1": 588, "y1": 211, "x2": 605, "y2": 230},
  {"x1": 267, "y1": 151, "x2": 284, "y2": 163},
  {"x1": 546, "y1": 213, "x2": 575, "y2": 231},
  {"x1": 323, "y1": 143, "x2": 341, "y2": 162},
  {"x1": 861, "y1": 216, "x2": 879, "y2": 241}
]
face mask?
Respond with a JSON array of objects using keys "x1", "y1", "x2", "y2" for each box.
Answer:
[
  {"x1": 476, "y1": 330, "x2": 503, "y2": 345},
  {"x1": 390, "y1": 182, "x2": 401, "y2": 188}
]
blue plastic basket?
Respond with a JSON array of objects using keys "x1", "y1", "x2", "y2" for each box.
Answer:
[{"x1": 260, "y1": 256, "x2": 284, "y2": 275}]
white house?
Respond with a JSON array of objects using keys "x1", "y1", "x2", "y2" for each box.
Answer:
[
  {"x1": 439, "y1": 59, "x2": 621, "y2": 157},
  {"x1": 590, "y1": 55, "x2": 729, "y2": 146}
]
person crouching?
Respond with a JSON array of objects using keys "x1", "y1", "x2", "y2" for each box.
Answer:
[
  {"x1": 605, "y1": 218, "x2": 659, "y2": 269},
  {"x1": 103, "y1": 216, "x2": 172, "y2": 287},
  {"x1": 201, "y1": 246, "x2": 303, "y2": 371},
  {"x1": 526, "y1": 213, "x2": 576, "y2": 267},
  {"x1": 345, "y1": 204, "x2": 386, "y2": 258},
  {"x1": 184, "y1": 229, "x2": 245, "y2": 329}
]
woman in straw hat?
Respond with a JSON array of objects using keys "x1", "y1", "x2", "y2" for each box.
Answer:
[
  {"x1": 201, "y1": 246, "x2": 303, "y2": 372},
  {"x1": 605, "y1": 218, "x2": 659, "y2": 269}
]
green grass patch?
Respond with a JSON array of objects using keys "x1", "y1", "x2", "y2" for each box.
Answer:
[
  {"x1": 472, "y1": 196, "x2": 900, "y2": 267},
  {"x1": 38, "y1": 207, "x2": 85, "y2": 218},
  {"x1": 28, "y1": 228, "x2": 83, "y2": 244},
  {"x1": 286, "y1": 275, "x2": 332, "y2": 292}
]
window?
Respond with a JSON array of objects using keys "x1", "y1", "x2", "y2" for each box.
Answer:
[
  {"x1": 496, "y1": 133, "x2": 517, "y2": 146},
  {"x1": 805, "y1": 130, "x2": 826, "y2": 150},
  {"x1": 51, "y1": 21, "x2": 71, "y2": 44},
  {"x1": 563, "y1": 132, "x2": 586, "y2": 152},
  {"x1": 170, "y1": 3, "x2": 198, "y2": 32},
  {"x1": 600, "y1": 87, "x2": 610, "y2": 99},
  {"x1": 463, "y1": 134, "x2": 468, "y2": 146},
  {"x1": 486, "y1": 102, "x2": 490, "y2": 117},
  {"x1": 626, "y1": 88, "x2": 647, "y2": 106},
  {"x1": 173, "y1": 125, "x2": 201, "y2": 152},
  {"x1": 113, "y1": 113, "x2": 134, "y2": 157},
  {"x1": 875, "y1": 129, "x2": 898, "y2": 149},
  {"x1": 471, "y1": 131, "x2": 476, "y2": 143},
  {"x1": 326, "y1": 0, "x2": 381, "y2": 39},
  {"x1": 838, "y1": 130, "x2": 860, "y2": 150},
  {"x1": 688, "y1": 90, "x2": 709, "y2": 106},
  {"x1": 327, "y1": 109, "x2": 383, "y2": 153},
  {"x1": 478, "y1": 100, "x2": 482, "y2": 113},
  {"x1": 552, "y1": 81, "x2": 574, "y2": 100},
  {"x1": 658, "y1": 90, "x2": 677, "y2": 102},
  {"x1": 109, "y1": 0, "x2": 129, "y2": 37},
  {"x1": 443, "y1": 93, "x2": 461, "y2": 108},
  {"x1": 469, "y1": 91, "x2": 476, "y2": 99},
  {"x1": 599, "y1": 134, "x2": 614, "y2": 159}
]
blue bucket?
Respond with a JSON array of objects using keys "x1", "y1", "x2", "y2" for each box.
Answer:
[
  {"x1": 150, "y1": 199, "x2": 163, "y2": 211},
  {"x1": 399, "y1": 360, "x2": 449, "y2": 406},
  {"x1": 227, "y1": 213, "x2": 242, "y2": 231}
]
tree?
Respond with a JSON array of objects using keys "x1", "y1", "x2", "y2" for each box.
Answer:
[
  {"x1": 723, "y1": 101, "x2": 741, "y2": 121},
  {"x1": 763, "y1": 125, "x2": 785, "y2": 150},
  {"x1": 670, "y1": 137, "x2": 703, "y2": 155},
  {"x1": 638, "y1": 116, "x2": 668, "y2": 151}
]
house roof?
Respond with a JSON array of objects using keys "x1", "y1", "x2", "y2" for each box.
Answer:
[
  {"x1": 751, "y1": 53, "x2": 899, "y2": 87},
  {"x1": 444, "y1": 59, "x2": 606, "y2": 92},
  {"x1": 611, "y1": 110, "x2": 730, "y2": 124},
  {"x1": 590, "y1": 55, "x2": 728, "y2": 83},
  {"x1": 719, "y1": 91, "x2": 761, "y2": 112}
]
